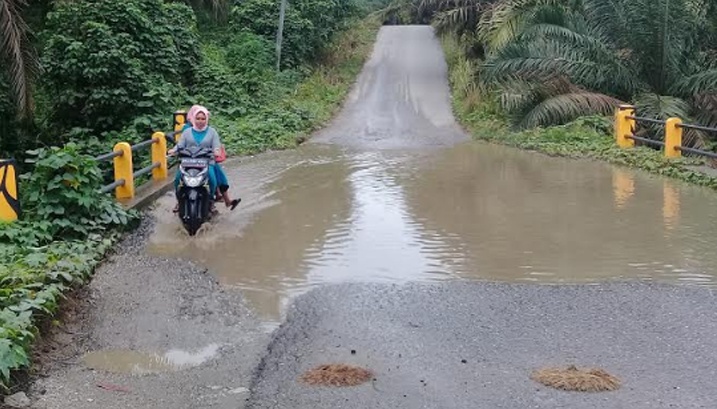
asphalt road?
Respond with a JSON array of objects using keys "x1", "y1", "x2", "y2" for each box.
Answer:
[{"x1": 248, "y1": 282, "x2": 717, "y2": 409}]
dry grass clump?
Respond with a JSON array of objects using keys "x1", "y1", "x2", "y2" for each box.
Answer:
[
  {"x1": 299, "y1": 363, "x2": 373, "y2": 387},
  {"x1": 531, "y1": 365, "x2": 621, "y2": 392}
]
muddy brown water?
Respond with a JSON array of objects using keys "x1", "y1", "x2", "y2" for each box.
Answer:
[
  {"x1": 147, "y1": 142, "x2": 717, "y2": 325},
  {"x1": 146, "y1": 25, "x2": 717, "y2": 327},
  {"x1": 83, "y1": 344, "x2": 221, "y2": 375}
]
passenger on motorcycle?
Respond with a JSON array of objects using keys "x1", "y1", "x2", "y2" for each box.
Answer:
[{"x1": 168, "y1": 105, "x2": 240, "y2": 212}]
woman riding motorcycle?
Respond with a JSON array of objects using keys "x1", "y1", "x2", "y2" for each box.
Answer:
[{"x1": 168, "y1": 105, "x2": 240, "y2": 212}]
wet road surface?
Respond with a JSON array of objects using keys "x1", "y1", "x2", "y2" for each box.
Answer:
[{"x1": 31, "y1": 25, "x2": 717, "y2": 409}]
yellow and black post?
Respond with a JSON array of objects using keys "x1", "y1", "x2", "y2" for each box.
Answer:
[
  {"x1": 0, "y1": 159, "x2": 20, "y2": 222},
  {"x1": 173, "y1": 111, "x2": 187, "y2": 143}
]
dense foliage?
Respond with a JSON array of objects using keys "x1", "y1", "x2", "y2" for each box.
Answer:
[{"x1": 41, "y1": 0, "x2": 199, "y2": 139}]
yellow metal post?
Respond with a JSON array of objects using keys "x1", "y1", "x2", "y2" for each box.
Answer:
[
  {"x1": 664, "y1": 117, "x2": 683, "y2": 158},
  {"x1": 0, "y1": 160, "x2": 20, "y2": 222},
  {"x1": 113, "y1": 142, "x2": 134, "y2": 199},
  {"x1": 615, "y1": 104, "x2": 635, "y2": 148},
  {"x1": 173, "y1": 111, "x2": 187, "y2": 142},
  {"x1": 151, "y1": 132, "x2": 168, "y2": 181}
]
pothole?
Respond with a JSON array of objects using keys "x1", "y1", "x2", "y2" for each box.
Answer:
[{"x1": 83, "y1": 343, "x2": 221, "y2": 375}]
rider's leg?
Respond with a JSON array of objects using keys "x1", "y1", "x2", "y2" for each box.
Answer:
[{"x1": 214, "y1": 164, "x2": 240, "y2": 209}]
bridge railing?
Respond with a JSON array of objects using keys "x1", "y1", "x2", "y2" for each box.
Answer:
[
  {"x1": 615, "y1": 104, "x2": 717, "y2": 159},
  {"x1": 94, "y1": 111, "x2": 188, "y2": 199},
  {"x1": 0, "y1": 111, "x2": 189, "y2": 222}
]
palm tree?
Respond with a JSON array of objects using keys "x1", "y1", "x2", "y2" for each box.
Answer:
[
  {"x1": 478, "y1": 0, "x2": 717, "y2": 140},
  {"x1": 425, "y1": 0, "x2": 492, "y2": 35},
  {"x1": 0, "y1": 0, "x2": 38, "y2": 119}
]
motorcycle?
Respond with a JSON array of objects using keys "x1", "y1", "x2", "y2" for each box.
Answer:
[{"x1": 176, "y1": 146, "x2": 214, "y2": 236}]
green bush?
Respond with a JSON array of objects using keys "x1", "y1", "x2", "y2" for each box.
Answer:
[
  {"x1": 0, "y1": 144, "x2": 135, "y2": 246},
  {"x1": 41, "y1": 0, "x2": 199, "y2": 137},
  {"x1": 225, "y1": 31, "x2": 276, "y2": 94}
]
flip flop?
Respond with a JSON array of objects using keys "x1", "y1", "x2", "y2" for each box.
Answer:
[{"x1": 229, "y1": 198, "x2": 241, "y2": 211}]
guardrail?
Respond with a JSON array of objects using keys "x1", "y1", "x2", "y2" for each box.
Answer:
[
  {"x1": 0, "y1": 160, "x2": 20, "y2": 222},
  {"x1": 95, "y1": 111, "x2": 188, "y2": 199},
  {"x1": 0, "y1": 111, "x2": 189, "y2": 222},
  {"x1": 615, "y1": 104, "x2": 717, "y2": 159}
]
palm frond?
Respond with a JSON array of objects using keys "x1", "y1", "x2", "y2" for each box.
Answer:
[
  {"x1": 433, "y1": 5, "x2": 478, "y2": 33},
  {"x1": 483, "y1": 37, "x2": 641, "y2": 97},
  {"x1": 519, "y1": 23, "x2": 604, "y2": 50},
  {"x1": 498, "y1": 77, "x2": 538, "y2": 113},
  {"x1": 0, "y1": 0, "x2": 38, "y2": 119},
  {"x1": 633, "y1": 93, "x2": 706, "y2": 147},
  {"x1": 671, "y1": 69, "x2": 717, "y2": 97},
  {"x1": 477, "y1": 0, "x2": 531, "y2": 53},
  {"x1": 519, "y1": 91, "x2": 623, "y2": 128},
  {"x1": 582, "y1": 0, "x2": 629, "y2": 46},
  {"x1": 634, "y1": 93, "x2": 691, "y2": 119},
  {"x1": 692, "y1": 93, "x2": 717, "y2": 130},
  {"x1": 478, "y1": 0, "x2": 568, "y2": 53}
]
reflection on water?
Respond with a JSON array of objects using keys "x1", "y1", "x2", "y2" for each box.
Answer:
[
  {"x1": 302, "y1": 150, "x2": 457, "y2": 285},
  {"x1": 402, "y1": 143, "x2": 717, "y2": 286},
  {"x1": 613, "y1": 168, "x2": 635, "y2": 209},
  {"x1": 148, "y1": 142, "x2": 717, "y2": 325},
  {"x1": 663, "y1": 179, "x2": 680, "y2": 230},
  {"x1": 83, "y1": 344, "x2": 221, "y2": 375}
]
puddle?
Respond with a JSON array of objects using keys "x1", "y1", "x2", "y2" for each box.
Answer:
[{"x1": 83, "y1": 343, "x2": 221, "y2": 375}]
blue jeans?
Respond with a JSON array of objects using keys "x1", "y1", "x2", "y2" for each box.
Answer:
[{"x1": 214, "y1": 163, "x2": 230, "y2": 193}]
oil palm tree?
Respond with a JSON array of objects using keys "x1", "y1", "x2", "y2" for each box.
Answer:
[{"x1": 478, "y1": 0, "x2": 717, "y2": 139}]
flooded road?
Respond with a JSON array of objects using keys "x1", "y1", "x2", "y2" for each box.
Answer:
[
  {"x1": 148, "y1": 25, "x2": 717, "y2": 325},
  {"x1": 148, "y1": 142, "x2": 717, "y2": 324}
]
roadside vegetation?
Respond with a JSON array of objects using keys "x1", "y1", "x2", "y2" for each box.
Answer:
[
  {"x1": 381, "y1": 0, "x2": 717, "y2": 186},
  {"x1": 0, "y1": 0, "x2": 384, "y2": 390}
]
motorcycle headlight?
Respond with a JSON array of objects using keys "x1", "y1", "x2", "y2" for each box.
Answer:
[{"x1": 184, "y1": 175, "x2": 204, "y2": 187}]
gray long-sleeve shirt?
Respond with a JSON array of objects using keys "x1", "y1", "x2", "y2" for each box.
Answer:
[{"x1": 176, "y1": 127, "x2": 221, "y2": 163}]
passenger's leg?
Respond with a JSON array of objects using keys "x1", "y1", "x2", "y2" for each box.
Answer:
[{"x1": 214, "y1": 164, "x2": 240, "y2": 209}]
